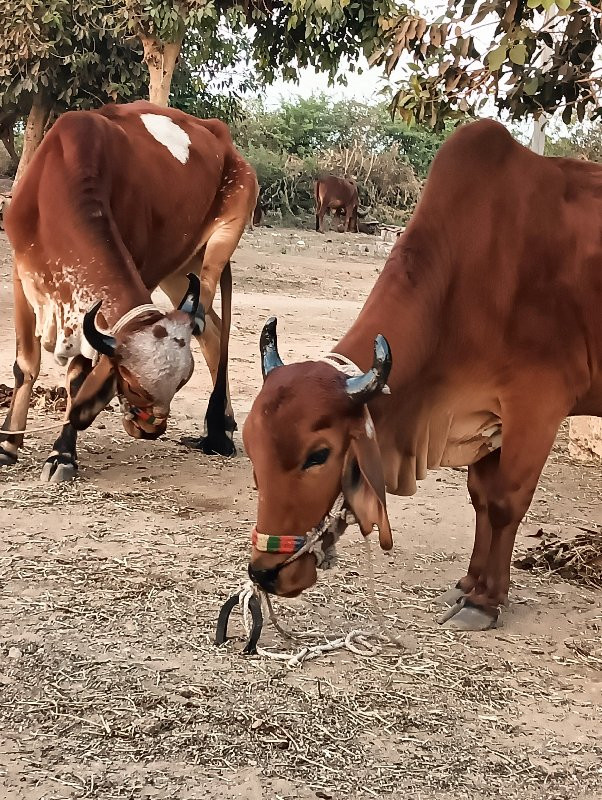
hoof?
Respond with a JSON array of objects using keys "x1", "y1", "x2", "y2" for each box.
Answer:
[
  {"x1": 182, "y1": 434, "x2": 236, "y2": 457},
  {"x1": 41, "y1": 455, "x2": 78, "y2": 484},
  {"x1": 434, "y1": 585, "x2": 465, "y2": 608},
  {"x1": 0, "y1": 446, "x2": 17, "y2": 466},
  {"x1": 438, "y1": 599, "x2": 499, "y2": 631}
]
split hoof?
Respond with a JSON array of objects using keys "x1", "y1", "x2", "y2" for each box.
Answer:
[
  {"x1": 434, "y1": 585, "x2": 465, "y2": 608},
  {"x1": 0, "y1": 446, "x2": 17, "y2": 467},
  {"x1": 41, "y1": 456, "x2": 77, "y2": 484},
  {"x1": 438, "y1": 599, "x2": 499, "y2": 631},
  {"x1": 183, "y1": 433, "x2": 236, "y2": 457}
]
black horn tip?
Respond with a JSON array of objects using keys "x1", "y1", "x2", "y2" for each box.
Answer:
[
  {"x1": 344, "y1": 333, "x2": 392, "y2": 403},
  {"x1": 83, "y1": 300, "x2": 117, "y2": 358},
  {"x1": 178, "y1": 273, "x2": 201, "y2": 318},
  {"x1": 186, "y1": 272, "x2": 200, "y2": 292},
  {"x1": 260, "y1": 317, "x2": 284, "y2": 379},
  {"x1": 374, "y1": 334, "x2": 392, "y2": 378}
]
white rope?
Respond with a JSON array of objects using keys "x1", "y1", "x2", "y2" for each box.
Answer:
[
  {"x1": 111, "y1": 303, "x2": 161, "y2": 334},
  {"x1": 1, "y1": 418, "x2": 69, "y2": 436},
  {"x1": 237, "y1": 538, "x2": 404, "y2": 667},
  {"x1": 320, "y1": 352, "x2": 364, "y2": 376},
  {"x1": 321, "y1": 352, "x2": 391, "y2": 394}
]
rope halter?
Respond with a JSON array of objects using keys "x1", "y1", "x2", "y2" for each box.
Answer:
[{"x1": 251, "y1": 493, "x2": 355, "y2": 571}]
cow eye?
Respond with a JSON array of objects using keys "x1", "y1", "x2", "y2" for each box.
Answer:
[{"x1": 302, "y1": 447, "x2": 331, "y2": 470}]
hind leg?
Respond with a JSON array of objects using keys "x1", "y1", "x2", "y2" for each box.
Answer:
[
  {"x1": 0, "y1": 271, "x2": 41, "y2": 466},
  {"x1": 441, "y1": 385, "x2": 568, "y2": 631}
]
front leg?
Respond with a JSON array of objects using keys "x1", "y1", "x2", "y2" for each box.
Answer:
[{"x1": 41, "y1": 355, "x2": 93, "y2": 483}]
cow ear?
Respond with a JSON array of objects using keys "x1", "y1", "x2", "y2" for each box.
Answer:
[
  {"x1": 69, "y1": 356, "x2": 117, "y2": 430},
  {"x1": 341, "y1": 410, "x2": 392, "y2": 551}
]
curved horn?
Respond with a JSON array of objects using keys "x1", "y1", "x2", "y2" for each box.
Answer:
[
  {"x1": 260, "y1": 317, "x2": 285, "y2": 379},
  {"x1": 178, "y1": 273, "x2": 205, "y2": 335},
  {"x1": 83, "y1": 300, "x2": 117, "y2": 358},
  {"x1": 345, "y1": 335, "x2": 392, "y2": 403}
]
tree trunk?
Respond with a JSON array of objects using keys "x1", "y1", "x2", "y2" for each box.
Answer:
[
  {"x1": 140, "y1": 34, "x2": 184, "y2": 107},
  {"x1": 14, "y1": 94, "x2": 51, "y2": 186}
]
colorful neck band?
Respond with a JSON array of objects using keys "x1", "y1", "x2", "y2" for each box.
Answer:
[{"x1": 252, "y1": 527, "x2": 306, "y2": 555}]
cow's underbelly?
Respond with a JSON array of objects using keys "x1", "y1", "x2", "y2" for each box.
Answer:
[
  {"x1": 439, "y1": 411, "x2": 502, "y2": 467},
  {"x1": 382, "y1": 401, "x2": 502, "y2": 496},
  {"x1": 19, "y1": 270, "x2": 97, "y2": 365}
]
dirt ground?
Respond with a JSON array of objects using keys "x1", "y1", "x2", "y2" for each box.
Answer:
[{"x1": 0, "y1": 224, "x2": 600, "y2": 800}]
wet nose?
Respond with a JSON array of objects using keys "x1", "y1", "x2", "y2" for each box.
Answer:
[{"x1": 247, "y1": 562, "x2": 280, "y2": 594}]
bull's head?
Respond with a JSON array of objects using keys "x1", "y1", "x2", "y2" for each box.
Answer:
[
  {"x1": 243, "y1": 318, "x2": 393, "y2": 597},
  {"x1": 69, "y1": 274, "x2": 205, "y2": 439}
]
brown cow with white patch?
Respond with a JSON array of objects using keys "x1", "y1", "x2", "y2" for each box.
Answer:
[
  {"x1": 243, "y1": 120, "x2": 602, "y2": 631},
  {"x1": 1, "y1": 100, "x2": 258, "y2": 482},
  {"x1": 315, "y1": 175, "x2": 359, "y2": 234}
]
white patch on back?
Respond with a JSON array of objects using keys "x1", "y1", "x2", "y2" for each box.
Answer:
[{"x1": 140, "y1": 114, "x2": 191, "y2": 164}]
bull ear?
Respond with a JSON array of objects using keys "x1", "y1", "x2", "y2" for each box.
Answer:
[
  {"x1": 341, "y1": 410, "x2": 392, "y2": 551},
  {"x1": 69, "y1": 356, "x2": 117, "y2": 431}
]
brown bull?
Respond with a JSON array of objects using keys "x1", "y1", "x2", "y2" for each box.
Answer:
[
  {"x1": 315, "y1": 175, "x2": 359, "y2": 233},
  {"x1": 244, "y1": 119, "x2": 602, "y2": 631},
  {"x1": 1, "y1": 100, "x2": 258, "y2": 482}
]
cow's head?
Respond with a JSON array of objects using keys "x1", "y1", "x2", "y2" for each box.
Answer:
[
  {"x1": 69, "y1": 274, "x2": 204, "y2": 439},
  {"x1": 243, "y1": 318, "x2": 393, "y2": 597}
]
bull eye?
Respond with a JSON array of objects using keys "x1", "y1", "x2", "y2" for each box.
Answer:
[{"x1": 302, "y1": 447, "x2": 331, "y2": 470}]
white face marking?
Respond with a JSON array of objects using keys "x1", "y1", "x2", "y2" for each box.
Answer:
[
  {"x1": 140, "y1": 114, "x2": 191, "y2": 164},
  {"x1": 122, "y1": 318, "x2": 194, "y2": 408},
  {"x1": 365, "y1": 414, "x2": 375, "y2": 439}
]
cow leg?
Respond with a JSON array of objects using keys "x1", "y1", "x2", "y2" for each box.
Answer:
[
  {"x1": 316, "y1": 205, "x2": 326, "y2": 234},
  {"x1": 441, "y1": 402, "x2": 565, "y2": 631},
  {"x1": 160, "y1": 248, "x2": 237, "y2": 456},
  {"x1": 2, "y1": 128, "x2": 18, "y2": 163},
  {"x1": 0, "y1": 273, "x2": 41, "y2": 466},
  {"x1": 40, "y1": 355, "x2": 93, "y2": 483},
  {"x1": 349, "y1": 206, "x2": 359, "y2": 233},
  {"x1": 196, "y1": 270, "x2": 235, "y2": 456}
]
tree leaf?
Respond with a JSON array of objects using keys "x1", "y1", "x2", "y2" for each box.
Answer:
[
  {"x1": 487, "y1": 44, "x2": 507, "y2": 71},
  {"x1": 509, "y1": 43, "x2": 527, "y2": 65}
]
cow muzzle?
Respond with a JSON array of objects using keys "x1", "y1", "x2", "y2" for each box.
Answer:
[
  {"x1": 247, "y1": 494, "x2": 353, "y2": 595},
  {"x1": 248, "y1": 553, "x2": 317, "y2": 597},
  {"x1": 122, "y1": 405, "x2": 168, "y2": 439}
]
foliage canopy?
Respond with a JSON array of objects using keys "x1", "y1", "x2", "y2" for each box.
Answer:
[{"x1": 372, "y1": 0, "x2": 602, "y2": 127}]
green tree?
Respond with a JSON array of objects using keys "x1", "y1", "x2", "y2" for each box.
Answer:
[
  {"x1": 546, "y1": 124, "x2": 602, "y2": 160},
  {"x1": 121, "y1": 0, "x2": 396, "y2": 107},
  {"x1": 0, "y1": 0, "x2": 147, "y2": 181},
  {"x1": 232, "y1": 95, "x2": 454, "y2": 178},
  {"x1": 170, "y1": 29, "x2": 260, "y2": 121},
  {"x1": 371, "y1": 1, "x2": 602, "y2": 127}
]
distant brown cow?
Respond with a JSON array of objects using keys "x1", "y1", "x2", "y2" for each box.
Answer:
[
  {"x1": 248, "y1": 198, "x2": 264, "y2": 231},
  {"x1": 315, "y1": 176, "x2": 358, "y2": 233},
  {"x1": 0, "y1": 109, "x2": 19, "y2": 164}
]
